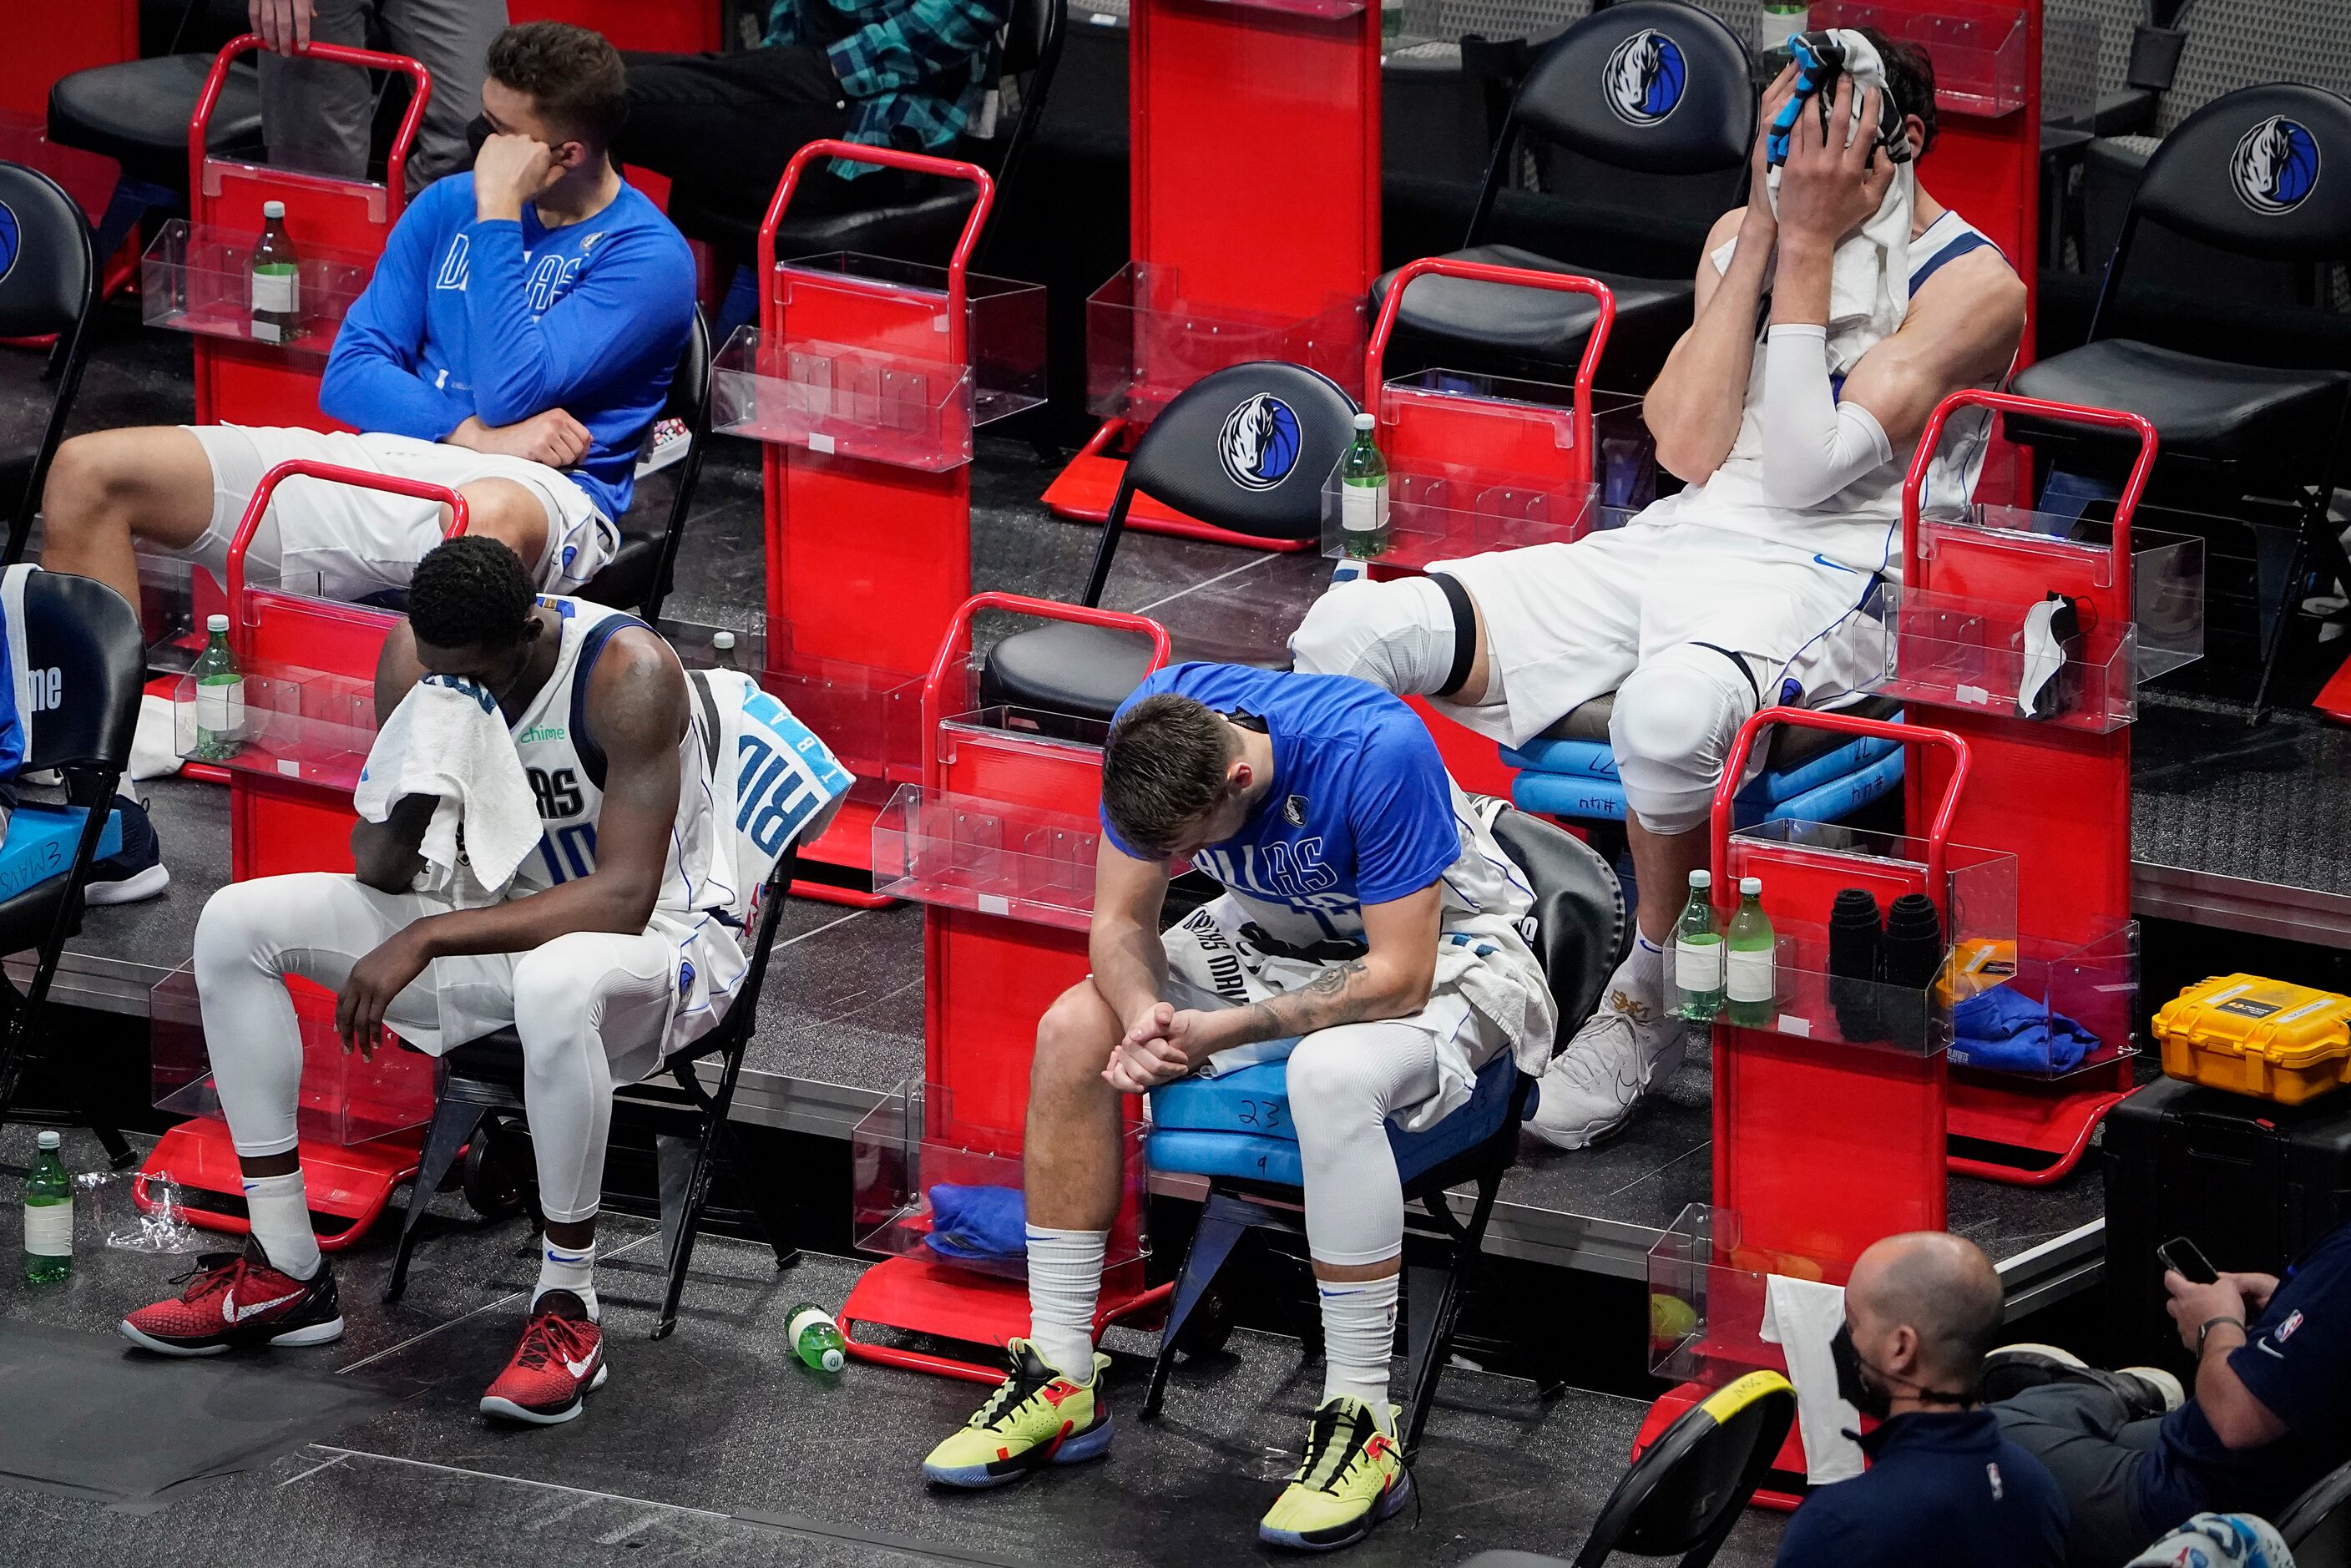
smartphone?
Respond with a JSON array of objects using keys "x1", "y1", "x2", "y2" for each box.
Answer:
[{"x1": 2158, "y1": 1236, "x2": 2219, "y2": 1285}]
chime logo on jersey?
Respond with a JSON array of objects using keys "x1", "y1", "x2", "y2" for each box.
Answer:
[
  {"x1": 1604, "y1": 29, "x2": 1686, "y2": 128},
  {"x1": 1219, "y1": 394, "x2": 1302, "y2": 492},
  {"x1": 2232, "y1": 115, "x2": 2321, "y2": 215},
  {"x1": 0, "y1": 201, "x2": 19, "y2": 286}
]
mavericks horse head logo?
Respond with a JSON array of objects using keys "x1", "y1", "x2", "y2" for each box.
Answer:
[
  {"x1": 2232, "y1": 115, "x2": 2321, "y2": 215},
  {"x1": 1218, "y1": 393, "x2": 1302, "y2": 492},
  {"x1": 1605, "y1": 29, "x2": 1686, "y2": 128}
]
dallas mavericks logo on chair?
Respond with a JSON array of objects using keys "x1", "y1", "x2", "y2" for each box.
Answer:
[
  {"x1": 1604, "y1": 28, "x2": 1686, "y2": 128},
  {"x1": 0, "y1": 202, "x2": 19, "y2": 286},
  {"x1": 1218, "y1": 393, "x2": 1302, "y2": 492},
  {"x1": 2232, "y1": 115, "x2": 2321, "y2": 215}
]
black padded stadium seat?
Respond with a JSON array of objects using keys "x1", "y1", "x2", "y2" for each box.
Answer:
[
  {"x1": 576, "y1": 306, "x2": 713, "y2": 620},
  {"x1": 1373, "y1": 0, "x2": 1752, "y2": 389},
  {"x1": 2010, "y1": 83, "x2": 2351, "y2": 713},
  {"x1": 2015, "y1": 339, "x2": 2350, "y2": 463},
  {"x1": 979, "y1": 361, "x2": 1358, "y2": 722},
  {"x1": 1535, "y1": 690, "x2": 1904, "y2": 768},
  {"x1": 0, "y1": 162, "x2": 99, "y2": 567},
  {"x1": 48, "y1": 53, "x2": 264, "y2": 191}
]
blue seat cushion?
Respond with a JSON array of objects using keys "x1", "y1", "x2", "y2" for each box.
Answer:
[
  {"x1": 1502, "y1": 728, "x2": 1898, "y2": 807},
  {"x1": 1148, "y1": 1052, "x2": 1519, "y2": 1189},
  {"x1": 1509, "y1": 747, "x2": 1904, "y2": 827},
  {"x1": 1, "y1": 804, "x2": 121, "y2": 898}
]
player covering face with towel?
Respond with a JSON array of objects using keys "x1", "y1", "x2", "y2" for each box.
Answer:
[
  {"x1": 921, "y1": 665, "x2": 1555, "y2": 1553},
  {"x1": 1290, "y1": 29, "x2": 2025, "y2": 1152}
]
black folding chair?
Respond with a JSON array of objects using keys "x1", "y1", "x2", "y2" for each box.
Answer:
[
  {"x1": 978, "y1": 359, "x2": 1360, "y2": 723},
  {"x1": 387, "y1": 839, "x2": 804, "y2": 1340},
  {"x1": 1461, "y1": 1370, "x2": 1797, "y2": 1566},
  {"x1": 2012, "y1": 83, "x2": 2351, "y2": 714},
  {"x1": 2281, "y1": 1454, "x2": 2351, "y2": 1567},
  {"x1": 0, "y1": 567, "x2": 144, "y2": 1169},
  {"x1": 0, "y1": 162, "x2": 100, "y2": 568},
  {"x1": 1372, "y1": 0, "x2": 1754, "y2": 389},
  {"x1": 577, "y1": 306, "x2": 714, "y2": 623}
]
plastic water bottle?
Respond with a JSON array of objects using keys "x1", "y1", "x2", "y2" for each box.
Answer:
[
  {"x1": 787, "y1": 1302, "x2": 847, "y2": 1372},
  {"x1": 1339, "y1": 413, "x2": 1390, "y2": 560},
  {"x1": 1381, "y1": 0, "x2": 1404, "y2": 46},
  {"x1": 711, "y1": 630, "x2": 738, "y2": 670},
  {"x1": 191, "y1": 613, "x2": 245, "y2": 761},
  {"x1": 1671, "y1": 869, "x2": 1725, "y2": 1021},
  {"x1": 249, "y1": 200, "x2": 302, "y2": 345},
  {"x1": 1725, "y1": 876, "x2": 1777, "y2": 1028},
  {"x1": 23, "y1": 1131, "x2": 72, "y2": 1284}
]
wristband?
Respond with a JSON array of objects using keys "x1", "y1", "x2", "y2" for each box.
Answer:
[{"x1": 2198, "y1": 1315, "x2": 2246, "y2": 1352}]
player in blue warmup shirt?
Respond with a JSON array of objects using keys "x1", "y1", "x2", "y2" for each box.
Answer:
[
  {"x1": 1993, "y1": 1219, "x2": 2351, "y2": 1564},
  {"x1": 40, "y1": 22, "x2": 694, "y2": 906},
  {"x1": 920, "y1": 665, "x2": 1558, "y2": 1554}
]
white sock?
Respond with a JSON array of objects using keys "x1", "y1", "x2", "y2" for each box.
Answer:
[
  {"x1": 1024, "y1": 1224, "x2": 1106, "y2": 1379},
  {"x1": 535, "y1": 1237, "x2": 599, "y2": 1322},
  {"x1": 1317, "y1": 1271, "x2": 1399, "y2": 1429},
  {"x1": 241, "y1": 1170, "x2": 321, "y2": 1281},
  {"x1": 1610, "y1": 932, "x2": 1666, "y2": 1014}
]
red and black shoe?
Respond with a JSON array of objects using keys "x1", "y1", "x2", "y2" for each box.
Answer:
[
  {"x1": 479, "y1": 1297, "x2": 607, "y2": 1425},
  {"x1": 119, "y1": 1251, "x2": 344, "y2": 1356}
]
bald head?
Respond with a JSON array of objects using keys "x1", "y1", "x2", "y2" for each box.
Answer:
[{"x1": 1848, "y1": 1232, "x2": 2004, "y2": 1392}]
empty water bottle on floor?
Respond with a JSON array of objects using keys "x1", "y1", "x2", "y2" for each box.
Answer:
[
  {"x1": 23, "y1": 1131, "x2": 72, "y2": 1284},
  {"x1": 788, "y1": 1302, "x2": 846, "y2": 1372}
]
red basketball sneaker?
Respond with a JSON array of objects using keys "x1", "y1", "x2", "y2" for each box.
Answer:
[
  {"x1": 479, "y1": 1301, "x2": 607, "y2": 1425},
  {"x1": 119, "y1": 1252, "x2": 344, "y2": 1356}
]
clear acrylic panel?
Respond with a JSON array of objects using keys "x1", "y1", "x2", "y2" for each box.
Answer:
[
  {"x1": 872, "y1": 785, "x2": 1098, "y2": 932},
  {"x1": 1873, "y1": 583, "x2": 2140, "y2": 733},
  {"x1": 1949, "y1": 918, "x2": 2140, "y2": 1080},
  {"x1": 172, "y1": 665, "x2": 377, "y2": 790},
  {"x1": 712, "y1": 323, "x2": 976, "y2": 471},
  {"x1": 771, "y1": 251, "x2": 1049, "y2": 426},
  {"x1": 1809, "y1": 0, "x2": 2030, "y2": 118},
  {"x1": 1086, "y1": 263, "x2": 1366, "y2": 427},
  {"x1": 1651, "y1": 1203, "x2": 1853, "y2": 1386},
  {"x1": 852, "y1": 1080, "x2": 1150, "y2": 1283},
  {"x1": 140, "y1": 218, "x2": 373, "y2": 359}
]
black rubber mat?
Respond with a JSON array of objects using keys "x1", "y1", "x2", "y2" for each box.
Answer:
[{"x1": 0, "y1": 1322, "x2": 392, "y2": 1505}]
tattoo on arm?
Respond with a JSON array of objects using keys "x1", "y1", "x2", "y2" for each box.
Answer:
[{"x1": 1241, "y1": 958, "x2": 1378, "y2": 1041}]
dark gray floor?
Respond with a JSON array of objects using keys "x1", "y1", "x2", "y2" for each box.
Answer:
[{"x1": 0, "y1": 1125, "x2": 1785, "y2": 1567}]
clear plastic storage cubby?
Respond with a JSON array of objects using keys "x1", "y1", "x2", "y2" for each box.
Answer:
[
  {"x1": 1809, "y1": 0, "x2": 2030, "y2": 117},
  {"x1": 1086, "y1": 263, "x2": 1366, "y2": 427},
  {"x1": 872, "y1": 786, "x2": 1098, "y2": 931},
  {"x1": 151, "y1": 964, "x2": 436, "y2": 1146},
  {"x1": 1947, "y1": 919, "x2": 2140, "y2": 1080},
  {"x1": 172, "y1": 663, "x2": 377, "y2": 789},
  {"x1": 1880, "y1": 508, "x2": 2205, "y2": 731},
  {"x1": 751, "y1": 648, "x2": 923, "y2": 826},
  {"x1": 1323, "y1": 370, "x2": 1649, "y2": 568},
  {"x1": 712, "y1": 254, "x2": 1045, "y2": 469},
  {"x1": 141, "y1": 219, "x2": 373, "y2": 357},
  {"x1": 1650, "y1": 1203, "x2": 1850, "y2": 1387},
  {"x1": 852, "y1": 1080, "x2": 1149, "y2": 1283},
  {"x1": 1667, "y1": 820, "x2": 2019, "y2": 1055}
]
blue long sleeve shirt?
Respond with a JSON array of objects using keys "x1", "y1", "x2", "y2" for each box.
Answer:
[{"x1": 319, "y1": 175, "x2": 696, "y2": 520}]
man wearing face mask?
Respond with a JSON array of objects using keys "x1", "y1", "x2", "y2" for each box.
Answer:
[
  {"x1": 1775, "y1": 1232, "x2": 2068, "y2": 1568},
  {"x1": 38, "y1": 22, "x2": 693, "y2": 907}
]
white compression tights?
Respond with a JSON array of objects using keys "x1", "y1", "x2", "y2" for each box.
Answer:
[
  {"x1": 192, "y1": 873, "x2": 678, "y2": 1225},
  {"x1": 1287, "y1": 1022, "x2": 1443, "y2": 1268}
]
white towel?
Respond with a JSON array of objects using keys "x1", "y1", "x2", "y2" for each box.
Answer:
[
  {"x1": 1760, "y1": 1273, "x2": 1865, "y2": 1485},
  {"x1": 353, "y1": 675, "x2": 540, "y2": 908},
  {"x1": 1717, "y1": 28, "x2": 1918, "y2": 378}
]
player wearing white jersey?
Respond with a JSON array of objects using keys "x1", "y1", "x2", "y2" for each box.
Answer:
[
  {"x1": 1292, "y1": 35, "x2": 2025, "y2": 1150},
  {"x1": 123, "y1": 537, "x2": 723, "y2": 1426}
]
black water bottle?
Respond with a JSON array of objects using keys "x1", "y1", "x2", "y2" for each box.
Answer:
[
  {"x1": 1880, "y1": 893, "x2": 1945, "y2": 1052},
  {"x1": 1827, "y1": 888, "x2": 1884, "y2": 1042}
]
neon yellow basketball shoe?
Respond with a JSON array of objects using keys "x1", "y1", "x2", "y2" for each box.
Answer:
[
  {"x1": 922, "y1": 1339, "x2": 1115, "y2": 1489},
  {"x1": 1258, "y1": 1395, "x2": 1413, "y2": 1551}
]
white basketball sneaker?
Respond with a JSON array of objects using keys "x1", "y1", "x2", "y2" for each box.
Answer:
[{"x1": 1525, "y1": 986, "x2": 1686, "y2": 1150}]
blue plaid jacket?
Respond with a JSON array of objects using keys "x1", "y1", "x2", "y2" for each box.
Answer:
[{"x1": 766, "y1": 0, "x2": 1012, "y2": 178}]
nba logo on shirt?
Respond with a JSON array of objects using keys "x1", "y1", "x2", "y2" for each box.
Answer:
[
  {"x1": 1283, "y1": 794, "x2": 1309, "y2": 827},
  {"x1": 2279, "y1": 1309, "x2": 2305, "y2": 1343}
]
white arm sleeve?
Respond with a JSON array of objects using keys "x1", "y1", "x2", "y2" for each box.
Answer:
[{"x1": 1758, "y1": 322, "x2": 1894, "y2": 509}]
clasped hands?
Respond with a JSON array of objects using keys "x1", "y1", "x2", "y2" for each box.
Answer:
[{"x1": 1103, "y1": 1002, "x2": 1242, "y2": 1094}]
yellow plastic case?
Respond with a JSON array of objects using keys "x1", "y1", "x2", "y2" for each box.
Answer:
[{"x1": 2154, "y1": 974, "x2": 2351, "y2": 1105}]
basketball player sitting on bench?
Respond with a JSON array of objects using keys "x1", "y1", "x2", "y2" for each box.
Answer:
[
  {"x1": 120, "y1": 536, "x2": 741, "y2": 1428},
  {"x1": 1291, "y1": 33, "x2": 2024, "y2": 1150},
  {"x1": 919, "y1": 663, "x2": 1555, "y2": 1553}
]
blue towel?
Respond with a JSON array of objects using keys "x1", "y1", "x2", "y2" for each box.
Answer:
[
  {"x1": 923, "y1": 1183, "x2": 1028, "y2": 1262},
  {"x1": 1949, "y1": 986, "x2": 2100, "y2": 1074}
]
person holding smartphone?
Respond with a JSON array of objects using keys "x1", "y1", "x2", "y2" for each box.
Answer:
[{"x1": 1988, "y1": 1221, "x2": 2351, "y2": 1564}]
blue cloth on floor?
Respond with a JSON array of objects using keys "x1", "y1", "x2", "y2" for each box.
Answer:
[
  {"x1": 923, "y1": 1183, "x2": 1028, "y2": 1262},
  {"x1": 1949, "y1": 986, "x2": 2099, "y2": 1074}
]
